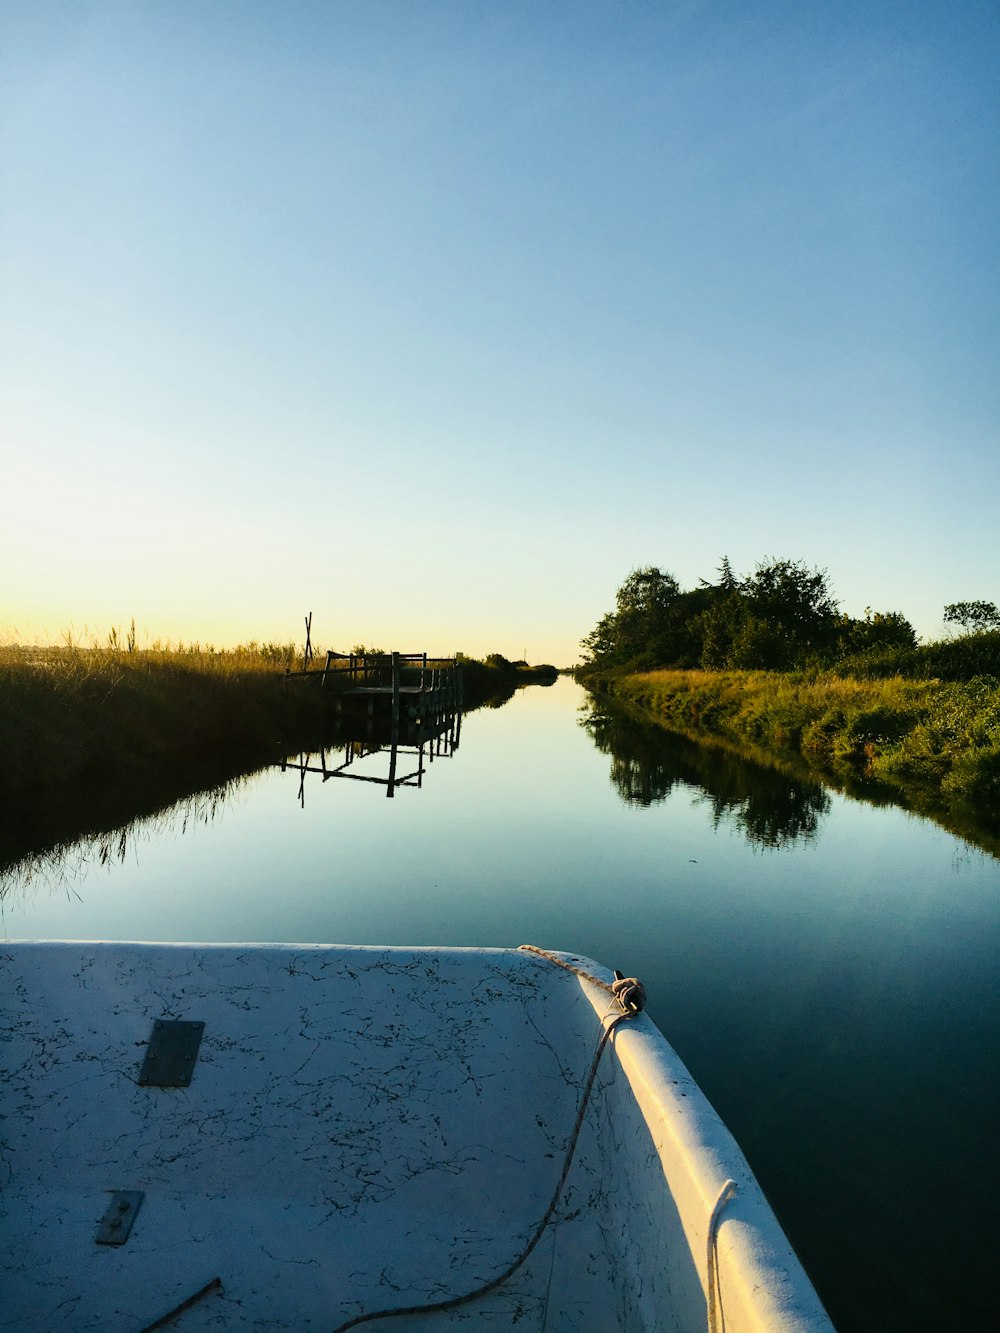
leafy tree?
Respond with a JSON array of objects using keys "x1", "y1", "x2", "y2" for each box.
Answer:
[
  {"x1": 699, "y1": 558, "x2": 839, "y2": 670},
  {"x1": 944, "y1": 601, "x2": 1000, "y2": 633},
  {"x1": 665, "y1": 586, "x2": 715, "y2": 666},
  {"x1": 582, "y1": 556, "x2": 842, "y2": 673},
  {"x1": 580, "y1": 566, "x2": 687, "y2": 668},
  {"x1": 726, "y1": 613, "x2": 791, "y2": 670},
  {"x1": 579, "y1": 612, "x2": 620, "y2": 665},
  {"x1": 698, "y1": 590, "x2": 746, "y2": 669},
  {"x1": 716, "y1": 555, "x2": 738, "y2": 591},
  {"x1": 837, "y1": 610, "x2": 916, "y2": 657},
  {"x1": 740, "y1": 559, "x2": 839, "y2": 668},
  {"x1": 614, "y1": 567, "x2": 681, "y2": 649}
]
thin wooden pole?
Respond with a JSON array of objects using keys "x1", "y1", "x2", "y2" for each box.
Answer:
[{"x1": 303, "y1": 612, "x2": 313, "y2": 671}]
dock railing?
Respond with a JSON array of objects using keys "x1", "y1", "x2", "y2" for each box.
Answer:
[
  {"x1": 316, "y1": 652, "x2": 462, "y2": 710},
  {"x1": 283, "y1": 651, "x2": 462, "y2": 744}
]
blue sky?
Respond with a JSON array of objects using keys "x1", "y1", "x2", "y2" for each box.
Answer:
[{"x1": 2, "y1": 0, "x2": 997, "y2": 663}]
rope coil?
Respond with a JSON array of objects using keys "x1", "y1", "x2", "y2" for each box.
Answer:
[
  {"x1": 611, "y1": 971, "x2": 646, "y2": 1014},
  {"x1": 516, "y1": 944, "x2": 645, "y2": 1015}
]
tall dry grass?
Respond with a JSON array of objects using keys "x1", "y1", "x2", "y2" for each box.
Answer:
[{"x1": 0, "y1": 633, "x2": 327, "y2": 796}]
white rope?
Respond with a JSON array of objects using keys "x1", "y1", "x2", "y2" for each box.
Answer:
[
  {"x1": 706, "y1": 1178, "x2": 737, "y2": 1333},
  {"x1": 517, "y1": 944, "x2": 616, "y2": 995},
  {"x1": 517, "y1": 945, "x2": 646, "y2": 1014}
]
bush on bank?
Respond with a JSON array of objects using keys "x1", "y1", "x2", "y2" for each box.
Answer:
[{"x1": 831, "y1": 631, "x2": 1000, "y2": 682}]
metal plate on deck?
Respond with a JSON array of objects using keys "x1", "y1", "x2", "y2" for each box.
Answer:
[
  {"x1": 138, "y1": 1019, "x2": 205, "y2": 1087},
  {"x1": 95, "y1": 1190, "x2": 144, "y2": 1245}
]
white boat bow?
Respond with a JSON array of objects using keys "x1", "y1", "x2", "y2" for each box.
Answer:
[{"x1": 1, "y1": 942, "x2": 835, "y2": 1331}]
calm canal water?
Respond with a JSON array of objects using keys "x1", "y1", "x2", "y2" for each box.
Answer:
[{"x1": 3, "y1": 677, "x2": 998, "y2": 1332}]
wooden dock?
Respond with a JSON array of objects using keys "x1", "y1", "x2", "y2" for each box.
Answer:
[
  {"x1": 282, "y1": 652, "x2": 463, "y2": 798},
  {"x1": 322, "y1": 652, "x2": 462, "y2": 726}
]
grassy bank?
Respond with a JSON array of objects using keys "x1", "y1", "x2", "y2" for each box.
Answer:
[
  {"x1": 1, "y1": 641, "x2": 556, "y2": 798},
  {"x1": 581, "y1": 667, "x2": 1000, "y2": 830},
  {"x1": 0, "y1": 640, "x2": 557, "y2": 866},
  {"x1": 0, "y1": 640, "x2": 328, "y2": 799}
]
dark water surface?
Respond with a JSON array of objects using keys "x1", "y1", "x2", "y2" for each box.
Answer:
[{"x1": 3, "y1": 678, "x2": 998, "y2": 1332}]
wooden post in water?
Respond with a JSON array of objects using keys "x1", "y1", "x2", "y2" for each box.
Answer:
[
  {"x1": 391, "y1": 652, "x2": 401, "y2": 730},
  {"x1": 387, "y1": 652, "x2": 401, "y2": 798}
]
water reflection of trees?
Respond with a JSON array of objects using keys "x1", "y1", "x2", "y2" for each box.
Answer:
[{"x1": 581, "y1": 700, "x2": 831, "y2": 849}]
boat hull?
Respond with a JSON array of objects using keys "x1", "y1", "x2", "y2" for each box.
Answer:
[{"x1": 1, "y1": 942, "x2": 834, "y2": 1330}]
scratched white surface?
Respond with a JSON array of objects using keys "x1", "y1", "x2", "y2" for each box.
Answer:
[{"x1": 1, "y1": 943, "x2": 834, "y2": 1332}]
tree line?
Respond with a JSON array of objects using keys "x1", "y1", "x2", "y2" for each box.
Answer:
[{"x1": 580, "y1": 558, "x2": 1000, "y2": 676}]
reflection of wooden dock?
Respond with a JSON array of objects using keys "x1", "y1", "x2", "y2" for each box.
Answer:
[{"x1": 281, "y1": 704, "x2": 461, "y2": 801}]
